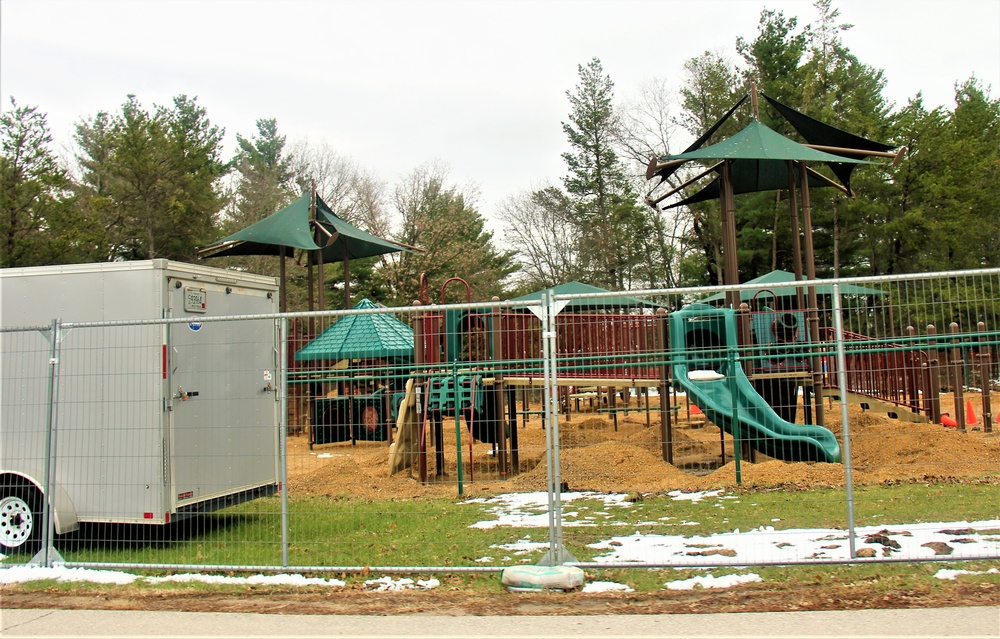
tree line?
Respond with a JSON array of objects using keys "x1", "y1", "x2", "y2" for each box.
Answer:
[
  {"x1": 3, "y1": 0, "x2": 998, "y2": 309},
  {"x1": 499, "y1": 0, "x2": 999, "y2": 292}
]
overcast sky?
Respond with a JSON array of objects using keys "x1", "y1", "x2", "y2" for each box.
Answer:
[{"x1": 2, "y1": 0, "x2": 998, "y2": 230}]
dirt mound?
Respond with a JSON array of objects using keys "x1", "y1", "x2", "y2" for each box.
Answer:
[{"x1": 285, "y1": 396, "x2": 1000, "y2": 499}]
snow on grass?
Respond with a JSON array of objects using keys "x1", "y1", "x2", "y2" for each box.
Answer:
[
  {"x1": 582, "y1": 581, "x2": 634, "y2": 592},
  {"x1": 933, "y1": 567, "x2": 999, "y2": 580},
  {"x1": 464, "y1": 491, "x2": 632, "y2": 529},
  {"x1": 364, "y1": 576, "x2": 440, "y2": 592},
  {"x1": 665, "y1": 572, "x2": 762, "y2": 590}
]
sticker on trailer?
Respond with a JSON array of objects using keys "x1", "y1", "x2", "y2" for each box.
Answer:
[
  {"x1": 184, "y1": 286, "x2": 208, "y2": 313},
  {"x1": 263, "y1": 370, "x2": 272, "y2": 381},
  {"x1": 188, "y1": 322, "x2": 203, "y2": 332}
]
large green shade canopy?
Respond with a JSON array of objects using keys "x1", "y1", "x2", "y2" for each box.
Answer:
[
  {"x1": 666, "y1": 120, "x2": 873, "y2": 165},
  {"x1": 295, "y1": 299, "x2": 414, "y2": 361},
  {"x1": 763, "y1": 94, "x2": 895, "y2": 195},
  {"x1": 511, "y1": 281, "x2": 659, "y2": 310},
  {"x1": 199, "y1": 194, "x2": 409, "y2": 261},
  {"x1": 658, "y1": 121, "x2": 872, "y2": 209},
  {"x1": 700, "y1": 270, "x2": 886, "y2": 304},
  {"x1": 666, "y1": 157, "x2": 833, "y2": 209}
]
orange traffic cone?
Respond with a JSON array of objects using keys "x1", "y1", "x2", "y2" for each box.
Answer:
[
  {"x1": 690, "y1": 403, "x2": 703, "y2": 415},
  {"x1": 941, "y1": 412, "x2": 958, "y2": 428},
  {"x1": 965, "y1": 400, "x2": 979, "y2": 425}
]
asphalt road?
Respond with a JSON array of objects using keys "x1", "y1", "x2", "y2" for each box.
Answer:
[{"x1": 2, "y1": 607, "x2": 998, "y2": 638}]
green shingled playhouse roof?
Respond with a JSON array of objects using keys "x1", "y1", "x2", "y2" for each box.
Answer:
[{"x1": 294, "y1": 299, "x2": 414, "y2": 361}]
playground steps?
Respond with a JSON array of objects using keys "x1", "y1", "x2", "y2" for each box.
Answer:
[{"x1": 822, "y1": 388, "x2": 929, "y2": 424}]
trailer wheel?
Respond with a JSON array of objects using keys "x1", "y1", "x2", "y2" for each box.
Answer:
[{"x1": 0, "y1": 486, "x2": 42, "y2": 555}]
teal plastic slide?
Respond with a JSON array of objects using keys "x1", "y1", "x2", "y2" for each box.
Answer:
[{"x1": 669, "y1": 304, "x2": 841, "y2": 463}]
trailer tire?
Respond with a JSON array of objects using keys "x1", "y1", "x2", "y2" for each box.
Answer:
[{"x1": 0, "y1": 485, "x2": 42, "y2": 555}]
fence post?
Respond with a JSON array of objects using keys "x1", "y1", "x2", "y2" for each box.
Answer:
[
  {"x1": 279, "y1": 317, "x2": 289, "y2": 567},
  {"x1": 831, "y1": 285, "x2": 858, "y2": 558},
  {"x1": 30, "y1": 319, "x2": 65, "y2": 567},
  {"x1": 538, "y1": 292, "x2": 576, "y2": 566}
]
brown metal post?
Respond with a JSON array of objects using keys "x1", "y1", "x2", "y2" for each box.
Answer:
[
  {"x1": 951, "y1": 322, "x2": 966, "y2": 432},
  {"x1": 343, "y1": 243, "x2": 351, "y2": 309},
  {"x1": 798, "y1": 161, "x2": 825, "y2": 428},
  {"x1": 656, "y1": 308, "x2": 672, "y2": 464},
  {"x1": 412, "y1": 300, "x2": 427, "y2": 484},
  {"x1": 787, "y1": 161, "x2": 806, "y2": 312},
  {"x1": 307, "y1": 255, "x2": 315, "y2": 336},
  {"x1": 491, "y1": 299, "x2": 508, "y2": 479},
  {"x1": 720, "y1": 160, "x2": 741, "y2": 310},
  {"x1": 927, "y1": 325, "x2": 941, "y2": 423},
  {"x1": 279, "y1": 246, "x2": 287, "y2": 313},
  {"x1": 978, "y1": 322, "x2": 993, "y2": 432}
]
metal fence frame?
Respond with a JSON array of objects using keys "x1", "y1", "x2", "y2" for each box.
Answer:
[{"x1": 2, "y1": 268, "x2": 998, "y2": 574}]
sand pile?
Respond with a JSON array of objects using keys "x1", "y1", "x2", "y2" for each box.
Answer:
[{"x1": 284, "y1": 396, "x2": 1000, "y2": 500}]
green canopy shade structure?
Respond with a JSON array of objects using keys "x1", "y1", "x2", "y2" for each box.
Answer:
[
  {"x1": 663, "y1": 120, "x2": 874, "y2": 165},
  {"x1": 199, "y1": 194, "x2": 408, "y2": 261},
  {"x1": 198, "y1": 193, "x2": 411, "y2": 311},
  {"x1": 643, "y1": 87, "x2": 897, "y2": 433},
  {"x1": 763, "y1": 94, "x2": 898, "y2": 196},
  {"x1": 295, "y1": 299, "x2": 414, "y2": 362},
  {"x1": 700, "y1": 270, "x2": 886, "y2": 305},
  {"x1": 510, "y1": 281, "x2": 659, "y2": 311}
]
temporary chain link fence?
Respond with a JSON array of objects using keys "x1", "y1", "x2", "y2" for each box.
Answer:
[{"x1": 2, "y1": 268, "x2": 998, "y2": 576}]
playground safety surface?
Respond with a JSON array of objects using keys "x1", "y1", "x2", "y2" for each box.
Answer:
[{"x1": 285, "y1": 395, "x2": 1000, "y2": 500}]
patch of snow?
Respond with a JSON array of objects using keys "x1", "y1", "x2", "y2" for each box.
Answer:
[
  {"x1": 665, "y1": 572, "x2": 762, "y2": 590},
  {"x1": 364, "y1": 576, "x2": 439, "y2": 592},
  {"x1": 934, "y1": 568, "x2": 999, "y2": 580},
  {"x1": 583, "y1": 581, "x2": 634, "y2": 592}
]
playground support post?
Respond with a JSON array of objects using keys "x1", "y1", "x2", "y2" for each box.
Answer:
[
  {"x1": 491, "y1": 300, "x2": 510, "y2": 478},
  {"x1": 950, "y1": 323, "x2": 966, "y2": 432},
  {"x1": 927, "y1": 325, "x2": 942, "y2": 423},
  {"x1": 798, "y1": 161, "x2": 825, "y2": 429},
  {"x1": 727, "y1": 346, "x2": 743, "y2": 485},
  {"x1": 656, "y1": 308, "x2": 673, "y2": 464},
  {"x1": 832, "y1": 285, "x2": 858, "y2": 558},
  {"x1": 978, "y1": 322, "x2": 993, "y2": 433}
]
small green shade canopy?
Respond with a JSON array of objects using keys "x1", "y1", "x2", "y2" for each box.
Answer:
[
  {"x1": 511, "y1": 281, "x2": 659, "y2": 310},
  {"x1": 700, "y1": 270, "x2": 886, "y2": 304},
  {"x1": 294, "y1": 299, "x2": 414, "y2": 361},
  {"x1": 199, "y1": 194, "x2": 408, "y2": 261}
]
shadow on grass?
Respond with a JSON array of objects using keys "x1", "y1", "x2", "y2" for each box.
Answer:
[{"x1": 54, "y1": 513, "x2": 262, "y2": 553}]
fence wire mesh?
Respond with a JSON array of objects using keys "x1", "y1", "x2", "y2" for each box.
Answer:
[{"x1": 1, "y1": 269, "x2": 997, "y2": 575}]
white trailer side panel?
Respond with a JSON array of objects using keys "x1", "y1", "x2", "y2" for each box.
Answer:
[{"x1": 0, "y1": 260, "x2": 279, "y2": 527}]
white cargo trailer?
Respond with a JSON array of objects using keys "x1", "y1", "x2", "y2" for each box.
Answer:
[{"x1": 0, "y1": 260, "x2": 281, "y2": 554}]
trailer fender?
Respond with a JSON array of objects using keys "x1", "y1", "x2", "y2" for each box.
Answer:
[{"x1": 0, "y1": 471, "x2": 79, "y2": 535}]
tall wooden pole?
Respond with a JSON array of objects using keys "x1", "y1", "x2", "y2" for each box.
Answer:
[
  {"x1": 343, "y1": 242, "x2": 351, "y2": 309},
  {"x1": 798, "y1": 162, "x2": 825, "y2": 428},
  {"x1": 720, "y1": 160, "x2": 741, "y2": 310},
  {"x1": 279, "y1": 246, "x2": 287, "y2": 313},
  {"x1": 787, "y1": 161, "x2": 806, "y2": 311}
]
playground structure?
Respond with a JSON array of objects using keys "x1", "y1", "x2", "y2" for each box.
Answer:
[
  {"x1": 285, "y1": 88, "x2": 998, "y2": 484},
  {"x1": 285, "y1": 266, "x2": 1000, "y2": 489}
]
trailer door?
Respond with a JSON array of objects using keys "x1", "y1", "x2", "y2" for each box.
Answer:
[{"x1": 167, "y1": 281, "x2": 278, "y2": 511}]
